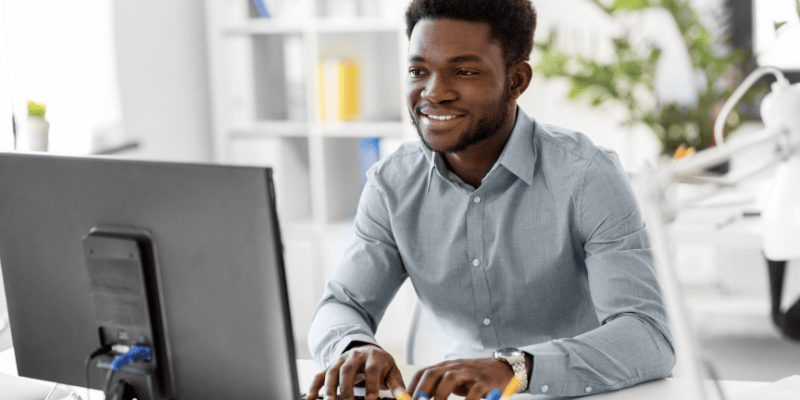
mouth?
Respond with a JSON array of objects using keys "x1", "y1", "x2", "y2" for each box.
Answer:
[{"x1": 419, "y1": 112, "x2": 466, "y2": 130}]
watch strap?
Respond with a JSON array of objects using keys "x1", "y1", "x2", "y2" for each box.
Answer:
[{"x1": 495, "y1": 352, "x2": 528, "y2": 392}]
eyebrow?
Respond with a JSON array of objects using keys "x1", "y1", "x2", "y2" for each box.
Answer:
[{"x1": 408, "y1": 54, "x2": 485, "y2": 64}]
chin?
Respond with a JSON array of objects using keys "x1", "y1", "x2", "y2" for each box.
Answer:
[{"x1": 422, "y1": 133, "x2": 463, "y2": 153}]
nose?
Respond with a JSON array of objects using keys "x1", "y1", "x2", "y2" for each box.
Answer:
[{"x1": 421, "y1": 73, "x2": 456, "y2": 103}]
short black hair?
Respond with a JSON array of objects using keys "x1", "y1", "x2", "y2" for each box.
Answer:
[{"x1": 405, "y1": 0, "x2": 537, "y2": 69}]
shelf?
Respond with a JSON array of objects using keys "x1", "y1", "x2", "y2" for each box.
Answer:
[
  {"x1": 313, "y1": 121, "x2": 405, "y2": 138},
  {"x1": 223, "y1": 20, "x2": 305, "y2": 35},
  {"x1": 229, "y1": 136, "x2": 313, "y2": 223},
  {"x1": 224, "y1": 18, "x2": 404, "y2": 35},
  {"x1": 315, "y1": 18, "x2": 404, "y2": 33},
  {"x1": 229, "y1": 121, "x2": 309, "y2": 138}
]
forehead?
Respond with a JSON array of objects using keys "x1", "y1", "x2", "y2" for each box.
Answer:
[{"x1": 408, "y1": 18, "x2": 502, "y2": 62}]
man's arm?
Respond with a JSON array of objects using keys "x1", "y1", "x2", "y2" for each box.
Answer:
[
  {"x1": 307, "y1": 166, "x2": 408, "y2": 366},
  {"x1": 519, "y1": 149, "x2": 675, "y2": 396},
  {"x1": 400, "y1": 149, "x2": 674, "y2": 400}
]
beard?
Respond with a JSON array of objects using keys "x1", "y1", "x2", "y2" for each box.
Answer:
[{"x1": 410, "y1": 84, "x2": 513, "y2": 154}]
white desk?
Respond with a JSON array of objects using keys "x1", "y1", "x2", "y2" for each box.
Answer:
[{"x1": 0, "y1": 347, "x2": 769, "y2": 400}]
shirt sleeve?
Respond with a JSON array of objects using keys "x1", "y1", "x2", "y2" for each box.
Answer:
[
  {"x1": 520, "y1": 149, "x2": 676, "y2": 397},
  {"x1": 308, "y1": 167, "x2": 408, "y2": 370}
]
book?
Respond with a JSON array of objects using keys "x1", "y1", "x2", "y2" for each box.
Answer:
[
  {"x1": 251, "y1": 0, "x2": 271, "y2": 18},
  {"x1": 318, "y1": 58, "x2": 360, "y2": 122}
]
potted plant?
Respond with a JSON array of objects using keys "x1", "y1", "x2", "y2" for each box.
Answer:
[{"x1": 534, "y1": 0, "x2": 766, "y2": 173}]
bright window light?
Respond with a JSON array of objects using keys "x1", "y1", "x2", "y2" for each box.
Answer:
[{"x1": 0, "y1": 0, "x2": 123, "y2": 154}]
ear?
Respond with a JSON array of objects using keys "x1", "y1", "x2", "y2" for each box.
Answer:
[{"x1": 508, "y1": 61, "x2": 533, "y2": 100}]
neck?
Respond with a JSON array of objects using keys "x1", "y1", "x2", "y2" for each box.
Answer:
[{"x1": 444, "y1": 108, "x2": 517, "y2": 188}]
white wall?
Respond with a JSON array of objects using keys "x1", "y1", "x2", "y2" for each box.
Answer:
[{"x1": 111, "y1": 0, "x2": 213, "y2": 162}]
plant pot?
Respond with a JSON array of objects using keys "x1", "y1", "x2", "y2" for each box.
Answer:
[{"x1": 26, "y1": 116, "x2": 49, "y2": 152}]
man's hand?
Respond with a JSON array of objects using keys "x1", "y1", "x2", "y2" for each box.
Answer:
[
  {"x1": 406, "y1": 358, "x2": 515, "y2": 400},
  {"x1": 307, "y1": 343, "x2": 406, "y2": 400}
]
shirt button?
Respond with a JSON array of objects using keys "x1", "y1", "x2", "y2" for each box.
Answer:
[
  {"x1": 541, "y1": 385, "x2": 549, "y2": 393},
  {"x1": 483, "y1": 318, "x2": 491, "y2": 326},
  {"x1": 472, "y1": 259, "x2": 480, "y2": 267},
  {"x1": 473, "y1": 196, "x2": 481, "y2": 204},
  {"x1": 585, "y1": 387, "x2": 593, "y2": 393}
]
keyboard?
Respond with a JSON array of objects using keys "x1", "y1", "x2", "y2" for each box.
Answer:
[{"x1": 301, "y1": 396, "x2": 395, "y2": 400}]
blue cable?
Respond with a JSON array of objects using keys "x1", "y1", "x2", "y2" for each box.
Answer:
[{"x1": 110, "y1": 345, "x2": 152, "y2": 370}]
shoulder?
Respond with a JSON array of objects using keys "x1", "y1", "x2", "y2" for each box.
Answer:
[
  {"x1": 534, "y1": 122, "x2": 602, "y2": 163},
  {"x1": 534, "y1": 122, "x2": 624, "y2": 175},
  {"x1": 366, "y1": 141, "x2": 430, "y2": 193}
]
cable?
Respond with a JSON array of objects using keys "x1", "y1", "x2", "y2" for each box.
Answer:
[
  {"x1": 103, "y1": 345, "x2": 153, "y2": 397},
  {"x1": 704, "y1": 359, "x2": 728, "y2": 400},
  {"x1": 44, "y1": 382, "x2": 60, "y2": 400},
  {"x1": 84, "y1": 344, "x2": 112, "y2": 400},
  {"x1": 104, "y1": 368, "x2": 116, "y2": 395}
]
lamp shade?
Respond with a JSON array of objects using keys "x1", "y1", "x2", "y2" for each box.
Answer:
[
  {"x1": 761, "y1": 81, "x2": 800, "y2": 261},
  {"x1": 763, "y1": 155, "x2": 800, "y2": 260}
]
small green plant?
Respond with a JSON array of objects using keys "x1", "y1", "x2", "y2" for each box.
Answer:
[
  {"x1": 534, "y1": 0, "x2": 765, "y2": 156},
  {"x1": 27, "y1": 101, "x2": 47, "y2": 118}
]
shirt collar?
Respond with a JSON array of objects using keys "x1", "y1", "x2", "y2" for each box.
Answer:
[
  {"x1": 423, "y1": 106, "x2": 537, "y2": 192},
  {"x1": 495, "y1": 107, "x2": 536, "y2": 186}
]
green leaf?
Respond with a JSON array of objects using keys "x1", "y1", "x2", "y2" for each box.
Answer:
[
  {"x1": 775, "y1": 21, "x2": 787, "y2": 31},
  {"x1": 568, "y1": 80, "x2": 593, "y2": 99},
  {"x1": 27, "y1": 101, "x2": 46, "y2": 117},
  {"x1": 612, "y1": 0, "x2": 650, "y2": 11}
]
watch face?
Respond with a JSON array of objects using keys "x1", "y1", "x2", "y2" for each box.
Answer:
[{"x1": 495, "y1": 347, "x2": 522, "y2": 357}]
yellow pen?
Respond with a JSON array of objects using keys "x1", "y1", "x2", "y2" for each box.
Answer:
[
  {"x1": 393, "y1": 388, "x2": 413, "y2": 400},
  {"x1": 501, "y1": 375, "x2": 522, "y2": 399}
]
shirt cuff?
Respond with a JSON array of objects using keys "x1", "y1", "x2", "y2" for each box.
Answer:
[
  {"x1": 329, "y1": 334, "x2": 380, "y2": 366},
  {"x1": 519, "y1": 340, "x2": 567, "y2": 396}
]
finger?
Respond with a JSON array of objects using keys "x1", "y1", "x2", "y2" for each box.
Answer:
[
  {"x1": 412, "y1": 369, "x2": 444, "y2": 400},
  {"x1": 323, "y1": 364, "x2": 342, "y2": 400},
  {"x1": 464, "y1": 384, "x2": 491, "y2": 400},
  {"x1": 406, "y1": 368, "x2": 426, "y2": 397},
  {"x1": 354, "y1": 372, "x2": 366, "y2": 385},
  {"x1": 338, "y1": 359, "x2": 362, "y2": 400},
  {"x1": 432, "y1": 370, "x2": 462, "y2": 400},
  {"x1": 385, "y1": 365, "x2": 406, "y2": 393},
  {"x1": 363, "y1": 355, "x2": 384, "y2": 400},
  {"x1": 307, "y1": 371, "x2": 327, "y2": 400}
]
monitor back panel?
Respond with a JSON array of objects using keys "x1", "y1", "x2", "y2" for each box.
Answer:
[{"x1": 0, "y1": 153, "x2": 298, "y2": 399}]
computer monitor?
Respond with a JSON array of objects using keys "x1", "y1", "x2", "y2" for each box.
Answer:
[{"x1": 0, "y1": 152, "x2": 300, "y2": 399}]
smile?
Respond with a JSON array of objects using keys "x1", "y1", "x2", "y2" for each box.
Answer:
[{"x1": 425, "y1": 114, "x2": 459, "y2": 121}]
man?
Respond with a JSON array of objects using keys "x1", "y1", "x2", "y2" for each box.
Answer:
[{"x1": 307, "y1": 1, "x2": 675, "y2": 399}]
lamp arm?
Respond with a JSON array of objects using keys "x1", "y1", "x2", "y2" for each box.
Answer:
[
  {"x1": 714, "y1": 66, "x2": 788, "y2": 147},
  {"x1": 673, "y1": 126, "x2": 784, "y2": 178}
]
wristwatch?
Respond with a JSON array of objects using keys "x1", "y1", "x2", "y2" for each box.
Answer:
[{"x1": 493, "y1": 347, "x2": 528, "y2": 393}]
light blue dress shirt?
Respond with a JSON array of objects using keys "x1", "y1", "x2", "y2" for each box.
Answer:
[{"x1": 308, "y1": 107, "x2": 675, "y2": 397}]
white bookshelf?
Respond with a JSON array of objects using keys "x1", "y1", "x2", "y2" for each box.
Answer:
[{"x1": 203, "y1": 0, "x2": 417, "y2": 358}]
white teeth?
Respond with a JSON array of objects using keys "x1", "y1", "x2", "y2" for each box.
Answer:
[{"x1": 426, "y1": 115, "x2": 457, "y2": 121}]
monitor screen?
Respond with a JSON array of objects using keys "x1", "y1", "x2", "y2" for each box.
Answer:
[{"x1": 0, "y1": 152, "x2": 299, "y2": 399}]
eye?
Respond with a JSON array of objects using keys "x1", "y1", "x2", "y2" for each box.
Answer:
[
  {"x1": 409, "y1": 68, "x2": 424, "y2": 77},
  {"x1": 457, "y1": 70, "x2": 477, "y2": 76}
]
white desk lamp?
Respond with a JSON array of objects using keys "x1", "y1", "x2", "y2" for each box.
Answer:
[{"x1": 633, "y1": 65, "x2": 800, "y2": 400}]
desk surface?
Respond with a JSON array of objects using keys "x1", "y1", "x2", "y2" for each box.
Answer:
[{"x1": 0, "y1": 348, "x2": 768, "y2": 400}]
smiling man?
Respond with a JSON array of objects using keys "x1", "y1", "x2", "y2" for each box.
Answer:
[{"x1": 307, "y1": 1, "x2": 675, "y2": 400}]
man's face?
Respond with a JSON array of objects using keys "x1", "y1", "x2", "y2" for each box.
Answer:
[{"x1": 406, "y1": 18, "x2": 512, "y2": 154}]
